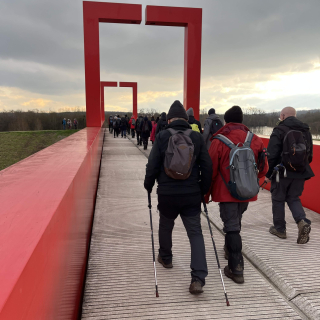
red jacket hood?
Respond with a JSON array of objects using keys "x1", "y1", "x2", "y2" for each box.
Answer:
[{"x1": 210, "y1": 123, "x2": 250, "y2": 141}]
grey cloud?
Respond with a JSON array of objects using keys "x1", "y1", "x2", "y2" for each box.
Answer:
[{"x1": 0, "y1": 0, "x2": 320, "y2": 110}]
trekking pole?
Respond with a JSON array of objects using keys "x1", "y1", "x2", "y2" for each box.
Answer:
[
  {"x1": 148, "y1": 192, "x2": 159, "y2": 298},
  {"x1": 202, "y1": 198, "x2": 230, "y2": 306}
]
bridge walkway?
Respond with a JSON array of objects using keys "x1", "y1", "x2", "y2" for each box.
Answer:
[{"x1": 81, "y1": 132, "x2": 308, "y2": 319}]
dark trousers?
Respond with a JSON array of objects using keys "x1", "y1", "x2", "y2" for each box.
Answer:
[
  {"x1": 128, "y1": 127, "x2": 131, "y2": 135},
  {"x1": 109, "y1": 125, "x2": 113, "y2": 133},
  {"x1": 158, "y1": 194, "x2": 208, "y2": 284},
  {"x1": 131, "y1": 129, "x2": 135, "y2": 138},
  {"x1": 121, "y1": 128, "x2": 127, "y2": 137},
  {"x1": 219, "y1": 202, "x2": 248, "y2": 275},
  {"x1": 142, "y1": 137, "x2": 149, "y2": 149},
  {"x1": 136, "y1": 132, "x2": 141, "y2": 145},
  {"x1": 114, "y1": 128, "x2": 119, "y2": 137},
  {"x1": 271, "y1": 178, "x2": 309, "y2": 232}
]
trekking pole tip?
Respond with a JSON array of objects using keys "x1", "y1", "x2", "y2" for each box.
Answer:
[
  {"x1": 156, "y1": 292, "x2": 159, "y2": 298},
  {"x1": 226, "y1": 301, "x2": 230, "y2": 306}
]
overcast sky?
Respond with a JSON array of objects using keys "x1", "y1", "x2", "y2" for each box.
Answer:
[{"x1": 1, "y1": 0, "x2": 320, "y2": 114}]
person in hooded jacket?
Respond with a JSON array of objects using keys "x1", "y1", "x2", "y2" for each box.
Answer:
[
  {"x1": 144, "y1": 100, "x2": 212, "y2": 294},
  {"x1": 129, "y1": 115, "x2": 136, "y2": 138},
  {"x1": 186, "y1": 108, "x2": 202, "y2": 133},
  {"x1": 120, "y1": 116, "x2": 128, "y2": 138},
  {"x1": 135, "y1": 115, "x2": 143, "y2": 145},
  {"x1": 205, "y1": 106, "x2": 268, "y2": 284},
  {"x1": 264, "y1": 107, "x2": 314, "y2": 244},
  {"x1": 156, "y1": 112, "x2": 168, "y2": 135},
  {"x1": 150, "y1": 116, "x2": 157, "y2": 144},
  {"x1": 140, "y1": 116, "x2": 152, "y2": 150},
  {"x1": 203, "y1": 108, "x2": 223, "y2": 150}
]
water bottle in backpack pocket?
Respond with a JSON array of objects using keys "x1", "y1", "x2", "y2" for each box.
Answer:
[{"x1": 214, "y1": 132, "x2": 259, "y2": 200}]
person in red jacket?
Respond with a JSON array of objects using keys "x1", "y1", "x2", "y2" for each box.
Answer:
[
  {"x1": 206, "y1": 106, "x2": 268, "y2": 284},
  {"x1": 128, "y1": 116, "x2": 136, "y2": 139}
]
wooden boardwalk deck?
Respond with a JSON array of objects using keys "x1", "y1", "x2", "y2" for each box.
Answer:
[{"x1": 80, "y1": 133, "x2": 313, "y2": 319}]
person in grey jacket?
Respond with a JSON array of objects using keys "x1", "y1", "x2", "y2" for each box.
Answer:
[{"x1": 203, "y1": 108, "x2": 223, "y2": 149}]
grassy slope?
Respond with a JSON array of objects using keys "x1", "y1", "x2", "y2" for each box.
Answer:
[{"x1": 0, "y1": 130, "x2": 79, "y2": 171}]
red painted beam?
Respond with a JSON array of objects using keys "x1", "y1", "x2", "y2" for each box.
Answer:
[
  {"x1": 119, "y1": 82, "x2": 138, "y2": 119},
  {"x1": 0, "y1": 128, "x2": 104, "y2": 319},
  {"x1": 83, "y1": 1, "x2": 142, "y2": 127},
  {"x1": 101, "y1": 81, "x2": 118, "y2": 122},
  {"x1": 146, "y1": 5, "x2": 202, "y2": 120}
]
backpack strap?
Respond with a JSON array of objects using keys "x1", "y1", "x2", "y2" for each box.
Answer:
[
  {"x1": 244, "y1": 131, "x2": 254, "y2": 147},
  {"x1": 213, "y1": 134, "x2": 236, "y2": 149}
]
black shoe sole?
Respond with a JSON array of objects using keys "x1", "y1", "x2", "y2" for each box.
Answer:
[{"x1": 297, "y1": 224, "x2": 311, "y2": 244}]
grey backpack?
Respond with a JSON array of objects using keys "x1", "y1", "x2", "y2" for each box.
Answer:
[
  {"x1": 164, "y1": 128, "x2": 195, "y2": 180},
  {"x1": 214, "y1": 132, "x2": 259, "y2": 200}
]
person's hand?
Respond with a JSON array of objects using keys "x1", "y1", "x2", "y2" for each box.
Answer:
[{"x1": 265, "y1": 177, "x2": 271, "y2": 184}]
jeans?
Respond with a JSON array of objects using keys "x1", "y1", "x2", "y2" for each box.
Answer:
[{"x1": 121, "y1": 129, "x2": 127, "y2": 137}]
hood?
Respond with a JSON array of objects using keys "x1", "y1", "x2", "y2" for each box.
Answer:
[
  {"x1": 279, "y1": 116, "x2": 310, "y2": 131},
  {"x1": 167, "y1": 119, "x2": 191, "y2": 130},
  {"x1": 144, "y1": 116, "x2": 148, "y2": 121},
  {"x1": 212, "y1": 122, "x2": 249, "y2": 138},
  {"x1": 131, "y1": 116, "x2": 135, "y2": 119},
  {"x1": 188, "y1": 115, "x2": 196, "y2": 124},
  {"x1": 160, "y1": 112, "x2": 167, "y2": 121},
  {"x1": 207, "y1": 114, "x2": 220, "y2": 121}
]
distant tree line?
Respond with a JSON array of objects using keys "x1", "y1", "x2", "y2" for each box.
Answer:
[
  {"x1": 0, "y1": 110, "x2": 86, "y2": 131},
  {"x1": 1, "y1": 108, "x2": 320, "y2": 138}
]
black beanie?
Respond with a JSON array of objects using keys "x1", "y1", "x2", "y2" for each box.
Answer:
[
  {"x1": 224, "y1": 106, "x2": 243, "y2": 124},
  {"x1": 208, "y1": 108, "x2": 215, "y2": 115},
  {"x1": 167, "y1": 100, "x2": 188, "y2": 121}
]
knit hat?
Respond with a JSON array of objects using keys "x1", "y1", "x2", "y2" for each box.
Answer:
[
  {"x1": 224, "y1": 106, "x2": 243, "y2": 124},
  {"x1": 186, "y1": 108, "x2": 194, "y2": 117},
  {"x1": 208, "y1": 108, "x2": 215, "y2": 115},
  {"x1": 167, "y1": 100, "x2": 188, "y2": 121}
]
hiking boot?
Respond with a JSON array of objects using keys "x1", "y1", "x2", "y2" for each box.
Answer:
[
  {"x1": 224, "y1": 245, "x2": 229, "y2": 260},
  {"x1": 157, "y1": 255, "x2": 173, "y2": 268},
  {"x1": 269, "y1": 226, "x2": 287, "y2": 239},
  {"x1": 189, "y1": 279, "x2": 203, "y2": 294},
  {"x1": 297, "y1": 220, "x2": 311, "y2": 244},
  {"x1": 224, "y1": 266, "x2": 244, "y2": 284}
]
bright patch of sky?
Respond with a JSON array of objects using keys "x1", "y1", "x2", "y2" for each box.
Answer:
[{"x1": 0, "y1": 0, "x2": 319, "y2": 114}]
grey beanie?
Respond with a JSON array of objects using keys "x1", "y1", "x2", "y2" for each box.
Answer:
[
  {"x1": 167, "y1": 100, "x2": 188, "y2": 121},
  {"x1": 186, "y1": 108, "x2": 194, "y2": 117}
]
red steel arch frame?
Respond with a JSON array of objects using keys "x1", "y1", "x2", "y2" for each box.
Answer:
[
  {"x1": 145, "y1": 5, "x2": 202, "y2": 120},
  {"x1": 119, "y1": 82, "x2": 138, "y2": 119},
  {"x1": 83, "y1": 1, "x2": 142, "y2": 127},
  {"x1": 83, "y1": 2, "x2": 202, "y2": 126},
  {"x1": 101, "y1": 81, "x2": 117, "y2": 122}
]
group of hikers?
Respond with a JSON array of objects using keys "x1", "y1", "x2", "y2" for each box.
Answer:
[
  {"x1": 137, "y1": 100, "x2": 313, "y2": 295},
  {"x1": 108, "y1": 113, "x2": 167, "y2": 149},
  {"x1": 62, "y1": 118, "x2": 78, "y2": 130}
]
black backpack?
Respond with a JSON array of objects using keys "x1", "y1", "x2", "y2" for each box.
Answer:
[
  {"x1": 210, "y1": 119, "x2": 223, "y2": 135},
  {"x1": 142, "y1": 121, "x2": 150, "y2": 133},
  {"x1": 278, "y1": 126, "x2": 311, "y2": 172}
]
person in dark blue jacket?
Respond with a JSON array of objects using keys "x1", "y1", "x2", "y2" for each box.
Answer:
[{"x1": 140, "y1": 116, "x2": 152, "y2": 150}]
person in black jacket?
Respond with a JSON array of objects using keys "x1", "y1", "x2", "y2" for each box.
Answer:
[
  {"x1": 144, "y1": 100, "x2": 212, "y2": 294},
  {"x1": 264, "y1": 107, "x2": 314, "y2": 244},
  {"x1": 135, "y1": 116, "x2": 143, "y2": 146},
  {"x1": 140, "y1": 116, "x2": 152, "y2": 150},
  {"x1": 120, "y1": 116, "x2": 128, "y2": 138},
  {"x1": 187, "y1": 108, "x2": 202, "y2": 133},
  {"x1": 156, "y1": 112, "x2": 167, "y2": 135}
]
